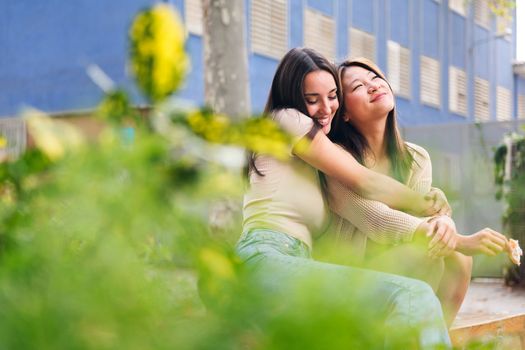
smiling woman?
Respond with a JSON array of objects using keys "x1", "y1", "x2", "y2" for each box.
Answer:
[
  {"x1": 324, "y1": 57, "x2": 511, "y2": 326},
  {"x1": 302, "y1": 70, "x2": 339, "y2": 134}
]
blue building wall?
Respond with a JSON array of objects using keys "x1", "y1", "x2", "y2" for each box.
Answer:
[
  {"x1": 352, "y1": 0, "x2": 374, "y2": 33},
  {"x1": 389, "y1": 0, "x2": 410, "y2": 48},
  {"x1": 0, "y1": 0, "x2": 521, "y2": 126},
  {"x1": 450, "y1": 13, "x2": 466, "y2": 69},
  {"x1": 0, "y1": 0, "x2": 158, "y2": 116}
]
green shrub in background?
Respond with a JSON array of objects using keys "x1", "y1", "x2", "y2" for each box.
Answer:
[
  {"x1": 0, "y1": 4, "x2": 496, "y2": 349},
  {"x1": 494, "y1": 132, "x2": 525, "y2": 286}
]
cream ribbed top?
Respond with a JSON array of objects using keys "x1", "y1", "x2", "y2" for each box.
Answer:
[
  {"x1": 243, "y1": 109, "x2": 328, "y2": 248},
  {"x1": 325, "y1": 142, "x2": 432, "y2": 260}
]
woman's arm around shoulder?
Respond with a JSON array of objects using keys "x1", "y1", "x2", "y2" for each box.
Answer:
[{"x1": 297, "y1": 129, "x2": 436, "y2": 215}]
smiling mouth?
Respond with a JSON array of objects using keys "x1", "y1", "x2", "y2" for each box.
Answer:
[
  {"x1": 315, "y1": 117, "x2": 331, "y2": 127},
  {"x1": 370, "y1": 93, "x2": 386, "y2": 102}
]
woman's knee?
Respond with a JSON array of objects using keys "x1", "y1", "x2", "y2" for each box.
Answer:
[
  {"x1": 459, "y1": 254, "x2": 473, "y2": 276},
  {"x1": 406, "y1": 278, "x2": 436, "y2": 297},
  {"x1": 405, "y1": 279, "x2": 443, "y2": 311},
  {"x1": 387, "y1": 277, "x2": 446, "y2": 328},
  {"x1": 445, "y1": 252, "x2": 473, "y2": 279}
]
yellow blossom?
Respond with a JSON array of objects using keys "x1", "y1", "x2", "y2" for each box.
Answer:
[{"x1": 129, "y1": 4, "x2": 189, "y2": 103}]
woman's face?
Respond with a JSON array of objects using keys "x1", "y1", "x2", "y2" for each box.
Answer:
[
  {"x1": 302, "y1": 70, "x2": 339, "y2": 134},
  {"x1": 341, "y1": 65, "x2": 394, "y2": 125}
]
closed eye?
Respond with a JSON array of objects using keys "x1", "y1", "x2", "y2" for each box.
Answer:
[{"x1": 352, "y1": 84, "x2": 363, "y2": 91}]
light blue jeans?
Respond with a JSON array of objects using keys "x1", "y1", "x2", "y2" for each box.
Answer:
[{"x1": 236, "y1": 229, "x2": 452, "y2": 349}]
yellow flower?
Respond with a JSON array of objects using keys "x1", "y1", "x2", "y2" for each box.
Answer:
[
  {"x1": 0, "y1": 136, "x2": 6, "y2": 149},
  {"x1": 129, "y1": 4, "x2": 189, "y2": 103}
]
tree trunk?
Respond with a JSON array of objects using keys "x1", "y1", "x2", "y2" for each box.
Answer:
[{"x1": 202, "y1": 0, "x2": 251, "y2": 120}]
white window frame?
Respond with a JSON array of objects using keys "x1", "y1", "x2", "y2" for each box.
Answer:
[
  {"x1": 496, "y1": 15, "x2": 512, "y2": 40},
  {"x1": 387, "y1": 40, "x2": 411, "y2": 99},
  {"x1": 474, "y1": 0, "x2": 491, "y2": 29},
  {"x1": 349, "y1": 27, "x2": 376, "y2": 61},
  {"x1": 519, "y1": 94, "x2": 525, "y2": 120},
  {"x1": 185, "y1": 0, "x2": 203, "y2": 35},
  {"x1": 304, "y1": 8, "x2": 336, "y2": 61},
  {"x1": 496, "y1": 86, "x2": 512, "y2": 121},
  {"x1": 449, "y1": 0, "x2": 467, "y2": 16},
  {"x1": 251, "y1": 0, "x2": 288, "y2": 59},
  {"x1": 474, "y1": 77, "x2": 490, "y2": 122},
  {"x1": 420, "y1": 55, "x2": 441, "y2": 108},
  {"x1": 448, "y1": 66, "x2": 467, "y2": 116}
]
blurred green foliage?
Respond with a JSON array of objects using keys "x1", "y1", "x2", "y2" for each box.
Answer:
[
  {"x1": 494, "y1": 132, "x2": 525, "y2": 286},
  {"x1": 0, "y1": 4, "x2": 499, "y2": 349}
]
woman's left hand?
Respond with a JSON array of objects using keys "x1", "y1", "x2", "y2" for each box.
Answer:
[
  {"x1": 423, "y1": 188, "x2": 452, "y2": 217},
  {"x1": 426, "y1": 215, "x2": 458, "y2": 258}
]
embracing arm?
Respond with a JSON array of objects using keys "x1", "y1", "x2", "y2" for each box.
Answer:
[
  {"x1": 325, "y1": 141, "x2": 444, "y2": 246},
  {"x1": 327, "y1": 177, "x2": 429, "y2": 244},
  {"x1": 297, "y1": 129, "x2": 438, "y2": 215}
]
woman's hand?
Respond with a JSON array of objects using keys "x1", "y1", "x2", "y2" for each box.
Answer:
[
  {"x1": 418, "y1": 188, "x2": 451, "y2": 217},
  {"x1": 426, "y1": 215, "x2": 458, "y2": 258},
  {"x1": 456, "y1": 228, "x2": 508, "y2": 256}
]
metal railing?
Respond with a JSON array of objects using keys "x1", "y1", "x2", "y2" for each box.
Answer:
[{"x1": 0, "y1": 117, "x2": 27, "y2": 160}]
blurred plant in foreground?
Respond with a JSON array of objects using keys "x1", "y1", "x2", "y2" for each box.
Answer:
[{"x1": 0, "y1": 3, "x2": 494, "y2": 350}]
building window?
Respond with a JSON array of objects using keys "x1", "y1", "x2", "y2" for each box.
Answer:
[
  {"x1": 518, "y1": 95, "x2": 525, "y2": 119},
  {"x1": 448, "y1": 66, "x2": 467, "y2": 116},
  {"x1": 449, "y1": 0, "x2": 467, "y2": 16},
  {"x1": 420, "y1": 55, "x2": 440, "y2": 108},
  {"x1": 304, "y1": 8, "x2": 335, "y2": 61},
  {"x1": 251, "y1": 0, "x2": 288, "y2": 59},
  {"x1": 474, "y1": 77, "x2": 490, "y2": 121},
  {"x1": 496, "y1": 86, "x2": 512, "y2": 121},
  {"x1": 387, "y1": 41, "x2": 410, "y2": 99},
  {"x1": 474, "y1": 0, "x2": 491, "y2": 29},
  {"x1": 185, "y1": 0, "x2": 203, "y2": 35},
  {"x1": 496, "y1": 15, "x2": 512, "y2": 38},
  {"x1": 349, "y1": 28, "x2": 376, "y2": 61}
]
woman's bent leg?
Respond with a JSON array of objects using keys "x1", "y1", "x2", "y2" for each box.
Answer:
[
  {"x1": 366, "y1": 242, "x2": 472, "y2": 327},
  {"x1": 236, "y1": 230, "x2": 451, "y2": 349},
  {"x1": 365, "y1": 242, "x2": 445, "y2": 292},
  {"x1": 438, "y1": 252, "x2": 473, "y2": 326}
]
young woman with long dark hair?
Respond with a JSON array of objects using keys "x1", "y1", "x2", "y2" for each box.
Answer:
[{"x1": 324, "y1": 57, "x2": 509, "y2": 325}]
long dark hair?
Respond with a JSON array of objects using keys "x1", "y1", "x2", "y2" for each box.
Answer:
[
  {"x1": 328, "y1": 57, "x2": 414, "y2": 183},
  {"x1": 248, "y1": 48, "x2": 341, "y2": 176}
]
